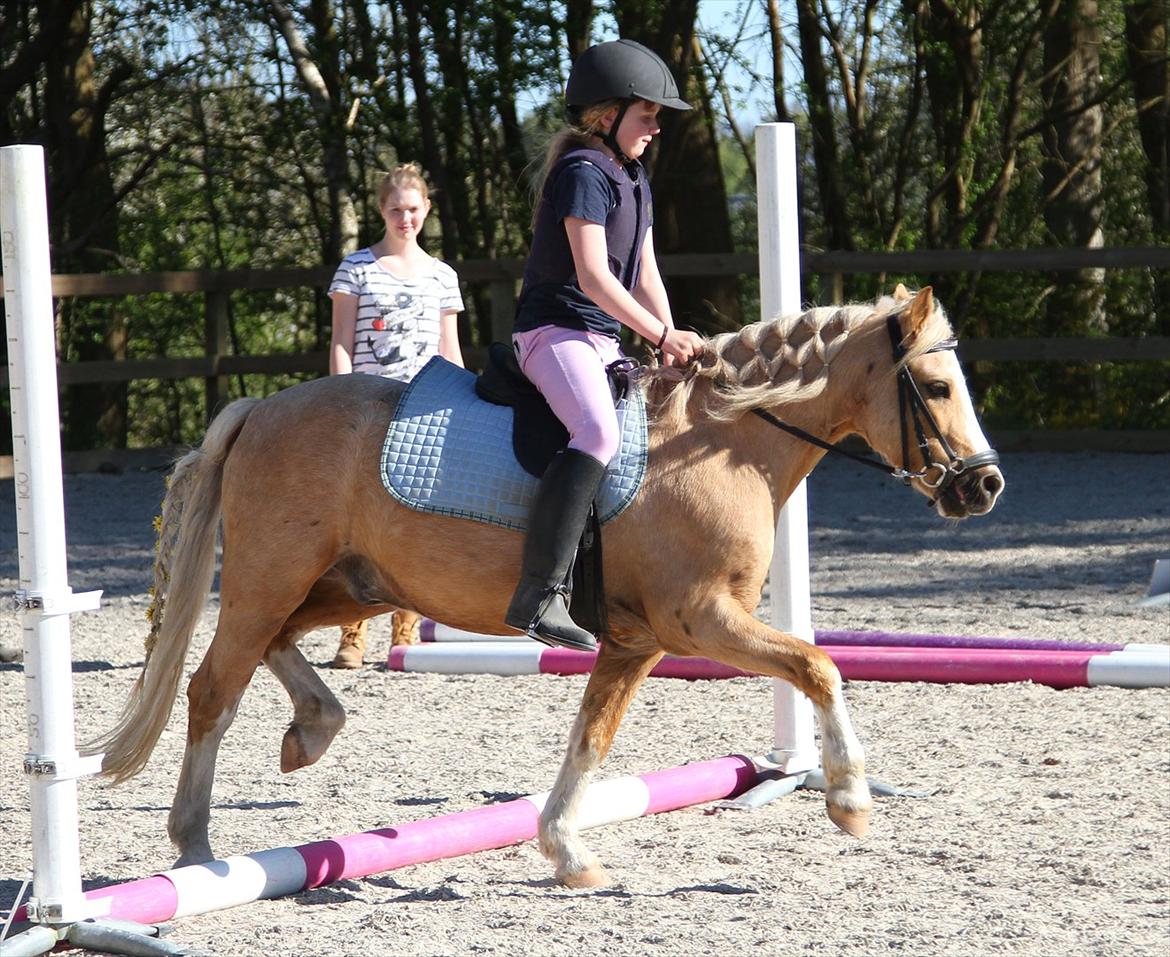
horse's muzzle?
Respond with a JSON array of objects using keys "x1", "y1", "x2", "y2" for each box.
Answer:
[{"x1": 933, "y1": 464, "x2": 1004, "y2": 518}]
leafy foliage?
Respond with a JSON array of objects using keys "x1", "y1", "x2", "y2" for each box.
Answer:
[{"x1": 0, "y1": 0, "x2": 1166, "y2": 453}]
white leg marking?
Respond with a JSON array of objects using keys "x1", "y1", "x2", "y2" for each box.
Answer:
[
  {"x1": 169, "y1": 705, "x2": 239, "y2": 866},
  {"x1": 539, "y1": 710, "x2": 604, "y2": 882},
  {"x1": 814, "y1": 678, "x2": 871, "y2": 816}
]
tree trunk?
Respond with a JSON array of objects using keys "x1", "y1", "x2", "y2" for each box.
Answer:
[
  {"x1": 795, "y1": 0, "x2": 853, "y2": 251},
  {"x1": 1124, "y1": 0, "x2": 1170, "y2": 327},
  {"x1": 564, "y1": 0, "x2": 594, "y2": 60},
  {"x1": 491, "y1": 0, "x2": 536, "y2": 205},
  {"x1": 765, "y1": 0, "x2": 792, "y2": 122},
  {"x1": 427, "y1": 0, "x2": 473, "y2": 258},
  {"x1": 1041, "y1": 0, "x2": 1105, "y2": 332},
  {"x1": 268, "y1": 0, "x2": 358, "y2": 262},
  {"x1": 400, "y1": 0, "x2": 460, "y2": 261},
  {"x1": 349, "y1": 0, "x2": 410, "y2": 179},
  {"x1": 904, "y1": 0, "x2": 983, "y2": 248},
  {"x1": 40, "y1": 0, "x2": 127, "y2": 449}
]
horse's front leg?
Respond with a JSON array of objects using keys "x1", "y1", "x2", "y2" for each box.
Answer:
[
  {"x1": 539, "y1": 642, "x2": 664, "y2": 888},
  {"x1": 667, "y1": 597, "x2": 871, "y2": 838},
  {"x1": 169, "y1": 583, "x2": 316, "y2": 865}
]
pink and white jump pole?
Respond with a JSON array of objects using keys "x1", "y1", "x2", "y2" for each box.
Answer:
[
  {"x1": 389, "y1": 642, "x2": 1170, "y2": 689},
  {"x1": 8, "y1": 756, "x2": 764, "y2": 929}
]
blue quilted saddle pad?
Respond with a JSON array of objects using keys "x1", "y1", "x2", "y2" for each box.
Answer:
[{"x1": 381, "y1": 356, "x2": 647, "y2": 531}]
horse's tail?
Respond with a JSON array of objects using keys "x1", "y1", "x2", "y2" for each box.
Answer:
[{"x1": 83, "y1": 397, "x2": 262, "y2": 783}]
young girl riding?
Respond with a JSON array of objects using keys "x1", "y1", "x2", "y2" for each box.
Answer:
[{"x1": 506, "y1": 39, "x2": 704, "y2": 652}]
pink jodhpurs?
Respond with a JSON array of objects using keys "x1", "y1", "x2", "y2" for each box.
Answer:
[{"x1": 512, "y1": 325, "x2": 624, "y2": 466}]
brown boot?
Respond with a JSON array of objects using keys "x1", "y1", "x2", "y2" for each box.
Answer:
[
  {"x1": 390, "y1": 610, "x2": 421, "y2": 647},
  {"x1": 331, "y1": 620, "x2": 368, "y2": 669}
]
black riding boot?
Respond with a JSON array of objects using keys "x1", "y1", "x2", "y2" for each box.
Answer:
[{"x1": 505, "y1": 449, "x2": 607, "y2": 652}]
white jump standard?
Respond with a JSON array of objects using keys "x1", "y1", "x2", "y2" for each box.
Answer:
[{"x1": 1, "y1": 144, "x2": 171, "y2": 957}]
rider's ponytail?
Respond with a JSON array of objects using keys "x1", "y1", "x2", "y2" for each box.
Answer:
[{"x1": 528, "y1": 99, "x2": 625, "y2": 229}]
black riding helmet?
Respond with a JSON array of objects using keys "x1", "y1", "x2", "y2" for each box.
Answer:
[
  {"x1": 565, "y1": 39, "x2": 691, "y2": 162},
  {"x1": 567, "y1": 39, "x2": 692, "y2": 112}
]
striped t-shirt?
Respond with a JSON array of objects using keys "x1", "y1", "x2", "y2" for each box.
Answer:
[{"x1": 329, "y1": 248, "x2": 464, "y2": 381}]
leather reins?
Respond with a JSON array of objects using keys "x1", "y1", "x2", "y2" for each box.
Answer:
[{"x1": 751, "y1": 312, "x2": 1000, "y2": 505}]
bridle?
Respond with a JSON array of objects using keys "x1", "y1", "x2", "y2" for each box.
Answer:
[{"x1": 751, "y1": 312, "x2": 1000, "y2": 506}]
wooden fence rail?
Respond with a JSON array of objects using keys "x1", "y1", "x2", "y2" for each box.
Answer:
[
  {"x1": 1, "y1": 247, "x2": 1168, "y2": 464},
  {"x1": 6, "y1": 334, "x2": 1168, "y2": 390}
]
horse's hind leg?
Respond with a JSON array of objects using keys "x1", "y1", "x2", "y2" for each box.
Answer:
[
  {"x1": 165, "y1": 568, "x2": 339, "y2": 865},
  {"x1": 539, "y1": 643, "x2": 664, "y2": 888},
  {"x1": 269, "y1": 568, "x2": 397, "y2": 766},
  {"x1": 168, "y1": 611, "x2": 273, "y2": 866},
  {"x1": 264, "y1": 638, "x2": 346, "y2": 772},
  {"x1": 667, "y1": 598, "x2": 871, "y2": 837}
]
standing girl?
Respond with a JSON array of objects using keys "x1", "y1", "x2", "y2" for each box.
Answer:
[
  {"x1": 328, "y1": 162, "x2": 464, "y2": 667},
  {"x1": 505, "y1": 39, "x2": 704, "y2": 652}
]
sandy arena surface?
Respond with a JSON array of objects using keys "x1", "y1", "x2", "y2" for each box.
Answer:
[{"x1": 1, "y1": 451, "x2": 1167, "y2": 957}]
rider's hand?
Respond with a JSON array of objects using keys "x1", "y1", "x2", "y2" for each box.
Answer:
[{"x1": 660, "y1": 327, "x2": 704, "y2": 366}]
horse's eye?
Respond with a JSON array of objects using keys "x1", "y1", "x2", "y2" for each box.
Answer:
[{"x1": 926, "y1": 380, "x2": 951, "y2": 399}]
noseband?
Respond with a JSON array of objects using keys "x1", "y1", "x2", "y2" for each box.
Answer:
[{"x1": 751, "y1": 312, "x2": 1000, "y2": 505}]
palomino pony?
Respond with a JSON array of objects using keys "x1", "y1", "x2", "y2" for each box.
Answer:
[{"x1": 85, "y1": 286, "x2": 1003, "y2": 888}]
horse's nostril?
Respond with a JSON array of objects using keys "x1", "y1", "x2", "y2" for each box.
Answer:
[{"x1": 982, "y1": 472, "x2": 1003, "y2": 498}]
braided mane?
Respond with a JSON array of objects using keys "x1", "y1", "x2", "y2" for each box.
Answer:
[{"x1": 644, "y1": 291, "x2": 954, "y2": 421}]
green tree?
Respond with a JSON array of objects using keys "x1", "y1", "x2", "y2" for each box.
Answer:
[
  {"x1": 1124, "y1": 0, "x2": 1170, "y2": 324},
  {"x1": 612, "y1": 0, "x2": 743, "y2": 332}
]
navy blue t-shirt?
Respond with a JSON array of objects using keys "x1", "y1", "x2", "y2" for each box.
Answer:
[{"x1": 514, "y1": 151, "x2": 651, "y2": 340}]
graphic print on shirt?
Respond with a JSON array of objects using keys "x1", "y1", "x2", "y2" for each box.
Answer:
[
  {"x1": 367, "y1": 292, "x2": 430, "y2": 368},
  {"x1": 328, "y1": 247, "x2": 463, "y2": 382}
]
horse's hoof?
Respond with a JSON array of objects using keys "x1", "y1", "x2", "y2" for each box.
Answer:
[
  {"x1": 281, "y1": 727, "x2": 314, "y2": 773},
  {"x1": 827, "y1": 804, "x2": 871, "y2": 838},
  {"x1": 173, "y1": 847, "x2": 214, "y2": 868},
  {"x1": 558, "y1": 864, "x2": 612, "y2": 889}
]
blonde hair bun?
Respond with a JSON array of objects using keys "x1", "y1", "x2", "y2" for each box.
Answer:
[{"x1": 377, "y1": 162, "x2": 430, "y2": 206}]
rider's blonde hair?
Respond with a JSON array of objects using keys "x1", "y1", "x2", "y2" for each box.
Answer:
[{"x1": 530, "y1": 99, "x2": 626, "y2": 227}]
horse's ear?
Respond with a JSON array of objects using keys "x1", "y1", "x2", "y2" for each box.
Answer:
[
  {"x1": 897, "y1": 286, "x2": 935, "y2": 349},
  {"x1": 893, "y1": 283, "x2": 911, "y2": 301}
]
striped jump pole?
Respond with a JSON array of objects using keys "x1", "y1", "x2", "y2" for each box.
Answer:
[
  {"x1": 812, "y1": 630, "x2": 1152, "y2": 653},
  {"x1": 420, "y1": 620, "x2": 523, "y2": 642},
  {"x1": 388, "y1": 642, "x2": 1170, "y2": 690},
  {"x1": 11, "y1": 756, "x2": 763, "y2": 929},
  {"x1": 419, "y1": 619, "x2": 1160, "y2": 656}
]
